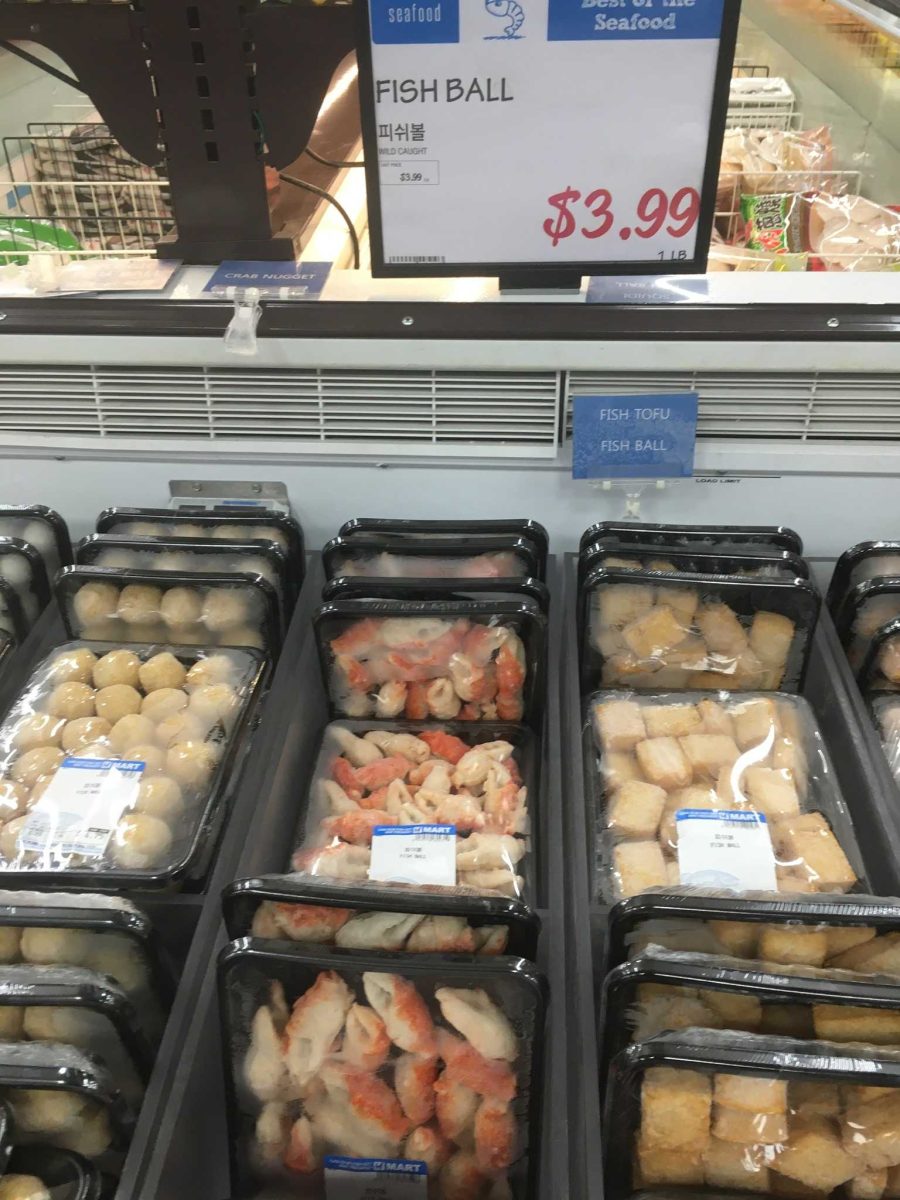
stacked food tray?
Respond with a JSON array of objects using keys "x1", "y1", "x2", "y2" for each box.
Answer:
[{"x1": 565, "y1": 523, "x2": 900, "y2": 1200}]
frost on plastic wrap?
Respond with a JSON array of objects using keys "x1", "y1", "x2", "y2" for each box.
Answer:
[
  {"x1": 581, "y1": 569, "x2": 818, "y2": 694},
  {"x1": 579, "y1": 544, "x2": 807, "y2": 589},
  {"x1": 872, "y1": 697, "x2": 900, "y2": 791},
  {"x1": 578, "y1": 523, "x2": 804, "y2": 557},
  {"x1": 605, "y1": 1029, "x2": 900, "y2": 1200},
  {"x1": 323, "y1": 536, "x2": 535, "y2": 583},
  {"x1": 0, "y1": 641, "x2": 262, "y2": 885},
  {"x1": 587, "y1": 691, "x2": 863, "y2": 904},
  {"x1": 290, "y1": 722, "x2": 533, "y2": 903},
  {"x1": 838, "y1": 580, "x2": 900, "y2": 674},
  {"x1": 828, "y1": 544, "x2": 900, "y2": 619},
  {"x1": 219, "y1": 942, "x2": 545, "y2": 1200},
  {"x1": 96, "y1": 506, "x2": 303, "y2": 565}
]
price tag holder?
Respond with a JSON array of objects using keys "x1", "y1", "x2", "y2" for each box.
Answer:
[
  {"x1": 20, "y1": 757, "x2": 145, "y2": 858},
  {"x1": 586, "y1": 275, "x2": 709, "y2": 304},
  {"x1": 572, "y1": 392, "x2": 698, "y2": 479},
  {"x1": 204, "y1": 260, "x2": 331, "y2": 299},
  {"x1": 325, "y1": 1156, "x2": 427, "y2": 1199},
  {"x1": 356, "y1": 0, "x2": 739, "y2": 281},
  {"x1": 369, "y1": 824, "x2": 457, "y2": 887},
  {"x1": 676, "y1": 808, "x2": 778, "y2": 891}
]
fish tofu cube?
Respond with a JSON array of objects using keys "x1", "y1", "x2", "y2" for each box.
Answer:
[
  {"x1": 680, "y1": 734, "x2": 741, "y2": 779},
  {"x1": 698, "y1": 700, "x2": 736, "y2": 737},
  {"x1": 622, "y1": 605, "x2": 689, "y2": 660},
  {"x1": 773, "y1": 1117, "x2": 859, "y2": 1190},
  {"x1": 776, "y1": 867, "x2": 817, "y2": 894},
  {"x1": 643, "y1": 703, "x2": 702, "y2": 739},
  {"x1": 598, "y1": 583, "x2": 654, "y2": 629},
  {"x1": 607, "y1": 779, "x2": 668, "y2": 840},
  {"x1": 641, "y1": 1067, "x2": 711, "y2": 1151},
  {"x1": 772, "y1": 737, "x2": 808, "y2": 794},
  {"x1": 658, "y1": 787, "x2": 719, "y2": 853},
  {"x1": 790, "y1": 1081, "x2": 841, "y2": 1118},
  {"x1": 703, "y1": 1137, "x2": 771, "y2": 1191},
  {"x1": 758, "y1": 924, "x2": 828, "y2": 968},
  {"x1": 659, "y1": 587, "x2": 700, "y2": 624},
  {"x1": 698, "y1": 990, "x2": 762, "y2": 1031},
  {"x1": 743, "y1": 767, "x2": 801, "y2": 818},
  {"x1": 613, "y1": 841, "x2": 668, "y2": 898},
  {"x1": 829, "y1": 934, "x2": 900, "y2": 974},
  {"x1": 750, "y1": 611, "x2": 796, "y2": 668},
  {"x1": 713, "y1": 1106, "x2": 789, "y2": 1144},
  {"x1": 709, "y1": 919, "x2": 759, "y2": 957},
  {"x1": 813, "y1": 1004, "x2": 900, "y2": 1046},
  {"x1": 696, "y1": 602, "x2": 749, "y2": 657},
  {"x1": 603, "y1": 751, "x2": 643, "y2": 792},
  {"x1": 636, "y1": 737, "x2": 692, "y2": 790},
  {"x1": 594, "y1": 627, "x2": 626, "y2": 658},
  {"x1": 774, "y1": 813, "x2": 857, "y2": 892},
  {"x1": 733, "y1": 698, "x2": 779, "y2": 750},
  {"x1": 843, "y1": 1092, "x2": 900, "y2": 1170},
  {"x1": 594, "y1": 700, "x2": 647, "y2": 752},
  {"x1": 665, "y1": 634, "x2": 709, "y2": 670},
  {"x1": 715, "y1": 1073, "x2": 787, "y2": 1114},
  {"x1": 636, "y1": 1132, "x2": 704, "y2": 1185},
  {"x1": 825, "y1": 927, "x2": 877, "y2": 958},
  {"x1": 849, "y1": 1167, "x2": 889, "y2": 1199},
  {"x1": 761, "y1": 1004, "x2": 814, "y2": 1038}
]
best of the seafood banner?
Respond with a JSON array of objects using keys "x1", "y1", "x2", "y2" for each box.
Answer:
[{"x1": 358, "y1": 0, "x2": 738, "y2": 275}]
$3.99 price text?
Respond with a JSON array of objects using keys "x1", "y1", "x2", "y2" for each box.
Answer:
[{"x1": 543, "y1": 185, "x2": 700, "y2": 248}]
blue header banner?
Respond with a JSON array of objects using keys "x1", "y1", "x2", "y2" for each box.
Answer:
[
  {"x1": 548, "y1": 0, "x2": 725, "y2": 41},
  {"x1": 572, "y1": 392, "x2": 698, "y2": 479},
  {"x1": 370, "y1": 0, "x2": 460, "y2": 44}
]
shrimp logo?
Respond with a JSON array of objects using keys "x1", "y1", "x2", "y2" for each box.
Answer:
[{"x1": 484, "y1": 0, "x2": 525, "y2": 39}]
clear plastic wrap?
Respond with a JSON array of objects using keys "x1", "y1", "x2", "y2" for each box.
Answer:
[
  {"x1": 587, "y1": 691, "x2": 865, "y2": 903},
  {"x1": 338, "y1": 520, "x2": 549, "y2": 580},
  {"x1": 218, "y1": 938, "x2": 546, "y2": 1199},
  {"x1": 0, "y1": 508, "x2": 71, "y2": 586},
  {"x1": 0, "y1": 1143, "x2": 102, "y2": 1200},
  {"x1": 835, "y1": 577, "x2": 900, "y2": 673},
  {"x1": 578, "y1": 543, "x2": 809, "y2": 589},
  {"x1": 323, "y1": 536, "x2": 538, "y2": 583},
  {"x1": 578, "y1": 524, "x2": 803, "y2": 557},
  {"x1": 719, "y1": 126, "x2": 834, "y2": 197},
  {"x1": 809, "y1": 193, "x2": 900, "y2": 272},
  {"x1": 0, "y1": 583, "x2": 26, "y2": 649},
  {"x1": 314, "y1": 599, "x2": 546, "y2": 725},
  {"x1": 871, "y1": 695, "x2": 900, "y2": 789},
  {"x1": 0, "y1": 540, "x2": 50, "y2": 630},
  {"x1": 581, "y1": 570, "x2": 819, "y2": 693},
  {"x1": 858, "y1": 619, "x2": 900, "y2": 695},
  {"x1": 604, "y1": 1028, "x2": 900, "y2": 1199},
  {"x1": 828, "y1": 543, "x2": 900, "y2": 615},
  {"x1": 322, "y1": 575, "x2": 551, "y2": 615},
  {"x1": 0, "y1": 641, "x2": 264, "y2": 888},
  {"x1": 223, "y1": 874, "x2": 540, "y2": 961},
  {"x1": 289, "y1": 721, "x2": 535, "y2": 905},
  {"x1": 57, "y1": 565, "x2": 281, "y2": 655}
]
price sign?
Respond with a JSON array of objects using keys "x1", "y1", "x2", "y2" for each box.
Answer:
[{"x1": 357, "y1": 0, "x2": 739, "y2": 279}]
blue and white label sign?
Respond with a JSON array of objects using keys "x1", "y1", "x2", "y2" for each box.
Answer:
[
  {"x1": 204, "y1": 260, "x2": 331, "y2": 299},
  {"x1": 676, "y1": 809, "x2": 778, "y2": 891},
  {"x1": 548, "y1": 0, "x2": 724, "y2": 41},
  {"x1": 325, "y1": 1155, "x2": 427, "y2": 1198},
  {"x1": 572, "y1": 392, "x2": 698, "y2": 479}
]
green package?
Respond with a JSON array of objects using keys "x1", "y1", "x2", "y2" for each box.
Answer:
[
  {"x1": 741, "y1": 192, "x2": 809, "y2": 255},
  {"x1": 0, "y1": 217, "x2": 81, "y2": 265}
]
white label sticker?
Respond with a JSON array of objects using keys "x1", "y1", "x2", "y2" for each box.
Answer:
[
  {"x1": 368, "y1": 824, "x2": 456, "y2": 887},
  {"x1": 676, "y1": 808, "x2": 777, "y2": 891},
  {"x1": 324, "y1": 1155, "x2": 427, "y2": 1199},
  {"x1": 20, "y1": 757, "x2": 144, "y2": 858}
]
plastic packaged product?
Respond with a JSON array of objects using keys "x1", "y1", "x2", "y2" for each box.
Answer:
[
  {"x1": 338, "y1": 519, "x2": 550, "y2": 580},
  {"x1": 719, "y1": 126, "x2": 834, "y2": 199},
  {"x1": 707, "y1": 243, "x2": 809, "y2": 272},
  {"x1": 858, "y1": 619, "x2": 900, "y2": 695},
  {"x1": 314, "y1": 599, "x2": 546, "y2": 725},
  {"x1": 587, "y1": 691, "x2": 864, "y2": 903},
  {"x1": 0, "y1": 1144, "x2": 103, "y2": 1200},
  {"x1": 829, "y1": 544, "x2": 900, "y2": 615},
  {"x1": 290, "y1": 721, "x2": 537, "y2": 904},
  {"x1": 223, "y1": 874, "x2": 541, "y2": 961},
  {"x1": 0, "y1": 584, "x2": 26, "y2": 650},
  {"x1": 835, "y1": 577, "x2": 900, "y2": 673},
  {"x1": 0, "y1": 509, "x2": 71, "y2": 584},
  {"x1": 578, "y1": 523, "x2": 803, "y2": 557},
  {"x1": 218, "y1": 938, "x2": 547, "y2": 1199},
  {"x1": 870, "y1": 695, "x2": 900, "y2": 790},
  {"x1": 578, "y1": 543, "x2": 809, "y2": 589},
  {"x1": 322, "y1": 575, "x2": 551, "y2": 614},
  {"x1": 604, "y1": 1028, "x2": 900, "y2": 1199},
  {"x1": 580, "y1": 568, "x2": 819, "y2": 692},
  {"x1": 0, "y1": 541, "x2": 50, "y2": 630},
  {"x1": 323, "y1": 536, "x2": 539, "y2": 584},
  {"x1": 56, "y1": 566, "x2": 281, "y2": 655},
  {"x1": 0, "y1": 641, "x2": 265, "y2": 888},
  {"x1": 808, "y1": 193, "x2": 900, "y2": 272},
  {"x1": 606, "y1": 890, "x2": 900, "y2": 975}
]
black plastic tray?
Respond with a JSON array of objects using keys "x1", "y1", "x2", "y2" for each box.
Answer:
[
  {"x1": 322, "y1": 574, "x2": 552, "y2": 613},
  {"x1": 323, "y1": 532, "x2": 541, "y2": 582},
  {"x1": 338, "y1": 518, "x2": 550, "y2": 579},
  {"x1": 578, "y1": 522, "x2": 803, "y2": 556},
  {"x1": 579, "y1": 541, "x2": 809, "y2": 586}
]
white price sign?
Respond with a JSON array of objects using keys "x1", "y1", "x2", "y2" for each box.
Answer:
[
  {"x1": 20, "y1": 757, "x2": 144, "y2": 859},
  {"x1": 676, "y1": 808, "x2": 778, "y2": 892},
  {"x1": 359, "y1": 0, "x2": 737, "y2": 275}
]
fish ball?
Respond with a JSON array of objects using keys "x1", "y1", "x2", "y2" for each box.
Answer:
[
  {"x1": 92, "y1": 649, "x2": 141, "y2": 690},
  {"x1": 11, "y1": 748, "x2": 63, "y2": 789},
  {"x1": 250, "y1": 526, "x2": 288, "y2": 550},
  {"x1": 166, "y1": 740, "x2": 219, "y2": 789},
  {"x1": 0, "y1": 925, "x2": 20, "y2": 961},
  {"x1": 20, "y1": 927, "x2": 92, "y2": 966},
  {"x1": 185, "y1": 654, "x2": 236, "y2": 691},
  {"x1": 117, "y1": 584, "x2": 162, "y2": 626},
  {"x1": 173, "y1": 523, "x2": 204, "y2": 537},
  {"x1": 108, "y1": 714, "x2": 155, "y2": 753},
  {"x1": 13, "y1": 1088, "x2": 86, "y2": 1134},
  {"x1": 85, "y1": 933, "x2": 148, "y2": 993},
  {"x1": 111, "y1": 813, "x2": 173, "y2": 869},
  {"x1": 0, "y1": 1007, "x2": 23, "y2": 1038},
  {"x1": 121, "y1": 744, "x2": 165, "y2": 775},
  {"x1": 0, "y1": 1175, "x2": 50, "y2": 1200},
  {"x1": 202, "y1": 590, "x2": 250, "y2": 633},
  {"x1": 222, "y1": 625, "x2": 264, "y2": 650},
  {"x1": 160, "y1": 587, "x2": 202, "y2": 629},
  {"x1": 138, "y1": 651, "x2": 187, "y2": 693},
  {"x1": 45, "y1": 682, "x2": 95, "y2": 720},
  {"x1": 23, "y1": 519, "x2": 54, "y2": 554},
  {"x1": 61, "y1": 718, "x2": 111, "y2": 754},
  {"x1": 154, "y1": 552, "x2": 192, "y2": 572},
  {"x1": 0, "y1": 553, "x2": 31, "y2": 589},
  {"x1": 188, "y1": 683, "x2": 238, "y2": 728},
  {"x1": 135, "y1": 775, "x2": 184, "y2": 821},
  {"x1": 141, "y1": 688, "x2": 187, "y2": 723},
  {"x1": 211, "y1": 524, "x2": 239, "y2": 540},
  {"x1": 155, "y1": 712, "x2": 203, "y2": 748},
  {"x1": 128, "y1": 522, "x2": 163, "y2": 537},
  {"x1": 46, "y1": 648, "x2": 97, "y2": 686},
  {"x1": 0, "y1": 781, "x2": 27, "y2": 821},
  {"x1": 96, "y1": 549, "x2": 138, "y2": 570},
  {"x1": 73, "y1": 582, "x2": 118, "y2": 628},
  {"x1": 94, "y1": 685, "x2": 141, "y2": 724},
  {"x1": 27, "y1": 776, "x2": 56, "y2": 807},
  {"x1": 78, "y1": 743, "x2": 114, "y2": 760},
  {"x1": 11, "y1": 714, "x2": 64, "y2": 751},
  {"x1": 23, "y1": 1004, "x2": 100, "y2": 1046}
]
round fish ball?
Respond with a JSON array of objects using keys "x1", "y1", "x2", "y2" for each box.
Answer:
[
  {"x1": 57, "y1": 1103, "x2": 112, "y2": 1157},
  {"x1": 20, "y1": 926, "x2": 92, "y2": 966},
  {"x1": 188, "y1": 683, "x2": 238, "y2": 728},
  {"x1": 160, "y1": 587, "x2": 203, "y2": 630},
  {"x1": 23, "y1": 519, "x2": 54, "y2": 554},
  {"x1": 93, "y1": 649, "x2": 141, "y2": 689},
  {"x1": 154, "y1": 552, "x2": 192, "y2": 572},
  {"x1": 111, "y1": 813, "x2": 173, "y2": 869},
  {"x1": 78, "y1": 742, "x2": 115, "y2": 760},
  {"x1": 0, "y1": 552, "x2": 31, "y2": 589},
  {"x1": 250, "y1": 526, "x2": 288, "y2": 550},
  {"x1": 135, "y1": 775, "x2": 184, "y2": 821},
  {"x1": 11, "y1": 714, "x2": 65, "y2": 751},
  {"x1": 240, "y1": 556, "x2": 277, "y2": 585},
  {"x1": 185, "y1": 654, "x2": 236, "y2": 691},
  {"x1": 211, "y1": 524, "x2": 240, "y2": 540},
  {"x1": 173, "y1": 523, "x2": 204, "y2": 537},
  {"x1": 117, "y1": 584, "x2": 162, "y2": 626},
  {"x1": 85, "y1": 933, "x2": 148, "y2": 993},
  {"x1": 14, "y1": 1088, "x2": 87, "y2": 1134},
  {"x1": 219, "y1": 625, "x2": 264, "y2": 650},
  {"x1": 141, "y1": 688, "x2": 187, "y2": 723},
  {"x1": 155, "y1": 712, "x2": 203, "y2": 748},
  {"x1": 0, "y1": 1175, "x2": 51, "y2": 1200},
  {"x1": 108, "y1": 714, "x2": 156, "y2": 753},
  {"x1": 121, "y1": 744, "x2": 165, "y2": 775},
  {"x1": 45, "y1": 682, "x2": 95, "y2": 720},
  {"x1": 0, "y1": 925, "x2": 21, "y2": 961},
  {"x1": 11, "y1": 748, "x2": 63, "y2": 788},
  {"x1": 73, "y1": 581, "x2": 119, "y2": 628},
  {"x1": 96, "y1": 549, "x2": 139, "y2": 570},
  {"x1": 202, "y1": 590, "x2": 250, "y2": 633},
  {"x1": 24, "y1": 1004, "x2": 100, "y2": 1046},
  {"x1": 27, "y1": 776, "x2": 55, "y2": 808},
  {"x1": 81, "y1": 622, "x2": 122, "y2": 642},
  {"x1": 47, "y1": 648, "x2": 97, "y2": 686},
  {"x1": 128, "y1": 522, "x2": 164, "y2": 537},
  {"x1": 0, "y1": 1006, "x2": 23, "y2": 1038},
  {"x1": 166, "y1": 740, "x2": 219, "y2": 789},
  {"x1": 95, "y1": 685, "x2": 141, "y2": 724},
  {"x1": 61, "y1": 718, "x2": 111, "y2": 754},
  {"x1": 0, "y1": 781, "x2": 27, "y2": 821},
  {"x1": 138, "y1": 651, "x2": 187, "y2": 693}
]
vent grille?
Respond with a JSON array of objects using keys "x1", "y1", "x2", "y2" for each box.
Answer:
[
  {"x1": 0, "y1": 366, "x2": 561, "y2": 451},
  {"x1": 567, "y1": 371, "x2": 900, "y2": 442}
]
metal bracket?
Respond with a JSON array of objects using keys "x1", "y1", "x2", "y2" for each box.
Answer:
[{"x1": 168, "y1": 480, "x2": 291, "y2": 514}]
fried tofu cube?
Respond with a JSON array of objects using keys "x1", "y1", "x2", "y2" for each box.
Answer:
[
  {"x1": 696, "y1": 602, "x2": 749, "y2": 657},
  {"x1": 709, "y1": 919, "x2": 759, "y2": 957},
  {"x1": 602, "y1": 652, "x2": 649, "y2": 684},
  {"x1": 744, "y1": 767, "x2": 802, "y2": 818},
  {"x1": 698, "y1": 700, "x2": 736, "y2": 736},
  {"x1": 648, "y1": 559, "x2": 677, "y2": 573},
  {"x1": 607, "y1": 779, "x2": 668, "y2": 840},
  {"x1": 829, "y1": 934, "x2": 900, "y2": 974},
  {"x1": 761, "y1": 1004, "x2": 814, "y2": 1038},
  {"x1": 597, "y1": 582, "x2": 654, "y2": 629},
  {"x1": 713, "y1": 1105, "x2": 789, "y2": 1144},
  {"x1": 813, "y1": 1004, "x2": 900, "y2": 1046},
  {"x1": 594, "y1": 627, "x2": 627, "y2": 659},
  {"x1": 641, "y1": 1067, "x2": 711, "y2": 1152},
  {"x1": 680, "y1": 733, "x2": 741, "y2": 779},
  {"x1": 733, "y1": 647, "x2": 767, "y2": 688},
  {"x1": 660, "y1": 586, "x2": 700, "y2": 624},
  {"x1": 594, "y1": 700, "x2": 647, "y2": 753},
  {"x1": 825, "y1": 927, "x2": 877, "y2": 959},
  {"x1": 843, "y1": 1092, "x2": 900, "y2": 1170},
  {"x1": 733, "y1": 698, "x2": 779, "y2": 750},
  {"x1": 703, "y1": 1137, "x2": 771, "y2": 1192},
  {"x1": 658, "y1": 787, "x2": 719, "y2": 853},
  {"x1": 850, "y1": 1167, "x2": 888, "y2": 1199},
  {"x1": 636, "y1": 1131, "x2": 704, "y2": 1185},
  {"x1": 603, "y1": 751, "x2": 643, "y2": 791},
  {"x1": 772, "y1": 1117, "x2": 859, "y2": 1190},
  {"x1": 715, "y1": 1073, "x2": 787, "y2": 1114},
  {"x1": 614, "y1": 841, "x2": 668, "y2": 898},
  {"x1": 773, "y1": 737, "x2": 809, "y2": 795},
  {"x1": 643, "y1": 703, "x2": 702, "y2": 739},
  {"x1": 770, "y1": 1174, "x2": 830, "y2": 1198},
  {"x1": 623, "y1": 605, "x2": 689, "y2": 661},
  {"x1": 774, "y1": 813, "x2": 857, "y2": 892},
  {"x1": 758, "y1": 924, "x2": 828, "y2": 968},
  {"x1": 666, "y1": 634, "x2": 708, "y2": 670},
  {"x1": 750, "y1": 611, "x2": 796, "y2": 669},
  {"x1": 636, "y1": 737, "x2": 692, "y2": 790},
  {"x1": 776, "y1": 866, "x2": 817, "y2": 894},
  {"x1": 790, "y1": 1081, "x2": 841, "y2": 1118},
  {"x1": 633, "y1": 994, "x2": 719, "y2": 1040},
  {"x1": 698, "y1": 990, "x2": 762, "y2": 1031}
]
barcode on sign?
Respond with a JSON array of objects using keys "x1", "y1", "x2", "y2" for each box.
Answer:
[{"x1": 387, "y1": 255, "x2": 446, "y2": 263}]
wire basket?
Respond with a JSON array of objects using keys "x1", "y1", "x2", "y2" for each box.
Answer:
[
  {"x1": 715, "y1": 168, "x2": 862, "y2": 243},
  {"x1": 727, "y1": 78, "x2": 797, "y2": 131}
]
